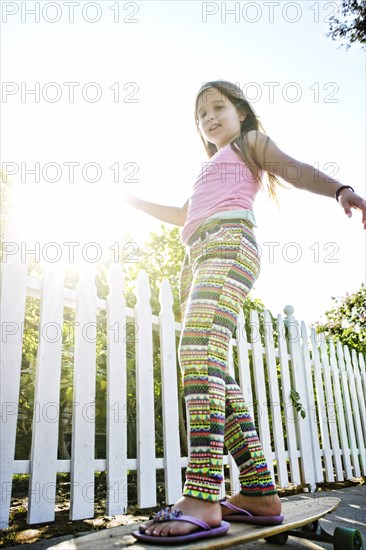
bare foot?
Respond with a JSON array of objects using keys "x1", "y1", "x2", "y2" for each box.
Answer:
[
  {"x1": 221, "y1": 493, "x2": 282, "y2": 517},
  {"x1": 140, "y1": 496, "x2": 222, "y2": 537}
]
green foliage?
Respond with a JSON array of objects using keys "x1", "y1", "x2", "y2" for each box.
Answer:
[
  {"x1": 326, "y1": 0, "x2": 366, "y2": 49},
  {"x1": 289, "y1": 389, "x2": 306, "y2": 419},
  {"x1": 16, "y1": 298, "x2": 39, "y2": 459},
  {"x1": 313, "y1": 284, "x2": 366, "y2": 354},
  {"x1": 123, "y1": 225, "x2": 186, "y2": 320}
]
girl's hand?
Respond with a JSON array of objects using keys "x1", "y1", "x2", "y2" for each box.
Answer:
[
  {"x1": 121, "y1": 191, "x2": 140, "y2": 209},
  {"x1": 338, "y1": 189, "x2": 366, "y2": 230}
]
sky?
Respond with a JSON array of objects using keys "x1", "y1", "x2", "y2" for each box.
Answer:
[{"x1": 1, "y1": 0, "x2": 365, "y2": 329}]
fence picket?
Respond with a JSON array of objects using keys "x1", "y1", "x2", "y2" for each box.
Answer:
[
  {"x1": 263, "y1": 311, "x2": 288, "y2": 487},
  {"x1": 28, "y1": 265, "x2": 65, "y2": 523},
  {"x1": 358, "y1": 353, "x2": 366, "y2": 404},
  {"x1": 276, "y1": 315, "x2": 301, "y2": 486},
  {"x1": 70, "y1": 267, "x2": 97, "y2": 520},
  {"x1": 329, "y1": 341, "x2": 352, "y2": 478},
  {"x1": 351, "y1": 351, "x2": 366, "y2": 442},
  {"x1": 288, "y1": 318, "x2": 316, "y2": 489},
  {"x1": 300, "y1": 323, "x2": 323, "y2": 483},
  {"x1": 227, "y1": 338, "x2": 240, "y2": 496},
  {"x1": 249, "y1": 310, "x2": 274, "y2": 481},
  {"x1": 106, "y1": 263, "x2": 127, "y2": 515},
  {"x1": 337, "y1": 343, "x2": 361, "y2": 478},
  {"x1": 319, "y1": 333, "x2": 343, "y2": 481},
  {"x1": 311, "y1": 331, "x2": 334, "y2": 481},
  {"x1": 135, "y1": 270, "x2": 156, "y2": 508},
  {"x1": 159, "y1": 278, "x2": 183, "y2": 504},
  {"x1": 344, "y1": 347, "x2": 365, "y2": 475},
  {"x1": 0, "y1": 242, "x2": 28, "y2": 529},
  {"x1": 236, "y1": 310, "x2": 254, "y2": 420}
]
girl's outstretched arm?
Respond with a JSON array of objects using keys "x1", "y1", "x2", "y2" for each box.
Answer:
[
  {"x1": 247, "y1": 130, "x2": 366, "y2": 229},
  {"x1": 121, "y1": 192, "x2": 189, "y2": 226}
]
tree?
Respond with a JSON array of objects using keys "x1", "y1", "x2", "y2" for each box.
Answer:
[
  {"x1": 326, "y1": 0, "x2": 366, "y2": 49},
  {"x1": 123, "y1": 224, "x2": 186, "y2": 321},
  {"x1": 313, "y1": 283, "x2": 366, "y2": 353}
]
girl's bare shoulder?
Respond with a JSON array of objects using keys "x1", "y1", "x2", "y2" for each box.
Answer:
[
  {"x1": 245, "y1": 130, "x2": 270, "y2": 160},
  {"x1": 246, "y1": 129, "x2": 269, "y2": 147}
]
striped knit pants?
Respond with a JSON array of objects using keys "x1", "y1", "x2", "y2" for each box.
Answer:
[{"x1": 178, "y1": 218, "x2": 277, "y2": 502}]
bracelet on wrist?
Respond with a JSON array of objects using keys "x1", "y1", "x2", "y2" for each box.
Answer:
[{"x1": 335, "y1": 185, "x2": 354, "y2": 202}]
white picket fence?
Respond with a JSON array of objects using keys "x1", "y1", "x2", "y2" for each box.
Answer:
[{"x1": 1, "y1": 255, "x2": 365, "y2": 529}]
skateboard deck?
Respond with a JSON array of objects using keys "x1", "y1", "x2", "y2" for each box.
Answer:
[{"x1": 50, "y1": 494, "x2": 363, "y2": 549}]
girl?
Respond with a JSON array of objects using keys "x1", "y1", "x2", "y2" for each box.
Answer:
[{"x1": 125, "y1": 80, "x2": 366, "y2": 544}]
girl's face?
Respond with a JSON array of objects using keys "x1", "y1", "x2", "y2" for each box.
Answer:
[{"x1": 196, "y1": 87, "x2": 245, "y2": 149}]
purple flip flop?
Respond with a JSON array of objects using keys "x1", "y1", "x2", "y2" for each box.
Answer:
[
  {"x1": 132, "y1": 506, "x2": 230, "y2": 545},
  {"x1": 220, "y1": 500, "x2": 284, "y2": 525}
]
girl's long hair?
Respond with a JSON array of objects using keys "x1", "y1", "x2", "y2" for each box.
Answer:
[{"x1": 194, "y1": 80, "x2": 286, "y2": 205}]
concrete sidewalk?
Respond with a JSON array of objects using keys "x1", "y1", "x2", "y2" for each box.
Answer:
[{"x1": 6, "y1": 486, "x2": 365, "y2": 550}]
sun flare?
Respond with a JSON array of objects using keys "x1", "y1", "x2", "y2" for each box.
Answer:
[{"x1": 11, "y1": 182, "x2": 138, "y2": 267}]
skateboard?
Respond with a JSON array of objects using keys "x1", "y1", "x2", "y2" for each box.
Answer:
[
  {"x1": 127, "y1": 495, "x2": 363, "y2": 550},
  {"x1": 50, "y1": 495, "x2": 364, "y2": 549}
]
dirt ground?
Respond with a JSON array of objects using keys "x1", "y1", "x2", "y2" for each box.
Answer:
[
  {"x1": 1, "y1": 475, "x2": 364, "y2": 547},
  {"x1": 0, "y1": 473, "x2": 155, "y2": 548}
]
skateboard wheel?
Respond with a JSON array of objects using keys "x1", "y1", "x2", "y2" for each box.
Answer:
[
  {"x1": 302, "y1": 520, "x2": 319, "y2": 533},
  {"x1": 333, "y1": 526, "x2": 363, "y2": 550},
  {"x1": 265, "y1": 532, "x2": 289, "y2": 545}
]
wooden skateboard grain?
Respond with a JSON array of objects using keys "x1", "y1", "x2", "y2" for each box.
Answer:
[{"x1": 50, "y1": 495, "x2": 340, "y2": 549}]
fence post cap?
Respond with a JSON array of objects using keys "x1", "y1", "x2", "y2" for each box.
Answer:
[{"x1": 284, "y1": 305, "x2": 294, "y2": 316}]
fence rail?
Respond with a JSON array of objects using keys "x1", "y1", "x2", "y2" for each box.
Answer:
[{"x1": 1, "y1": 256, "x2": 365, "y2": 529}]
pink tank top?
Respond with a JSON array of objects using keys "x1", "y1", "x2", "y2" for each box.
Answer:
[{"x1": 181, "y1": 144, "x2": 261, "y2": 244}]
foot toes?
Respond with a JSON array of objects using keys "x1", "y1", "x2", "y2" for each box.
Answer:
[
  {"x1": 160, "y1": 524, "x2": 171, "y2": 536},
  {"x1": 152, "y1": 524, "x2": 164, "y2": 536},
  {"x1": 140, "y1": 520, "x2": 154, "y2": 533},
  {"x1": 144, "y1": 520, "x2": 198, "y2": 538}
]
